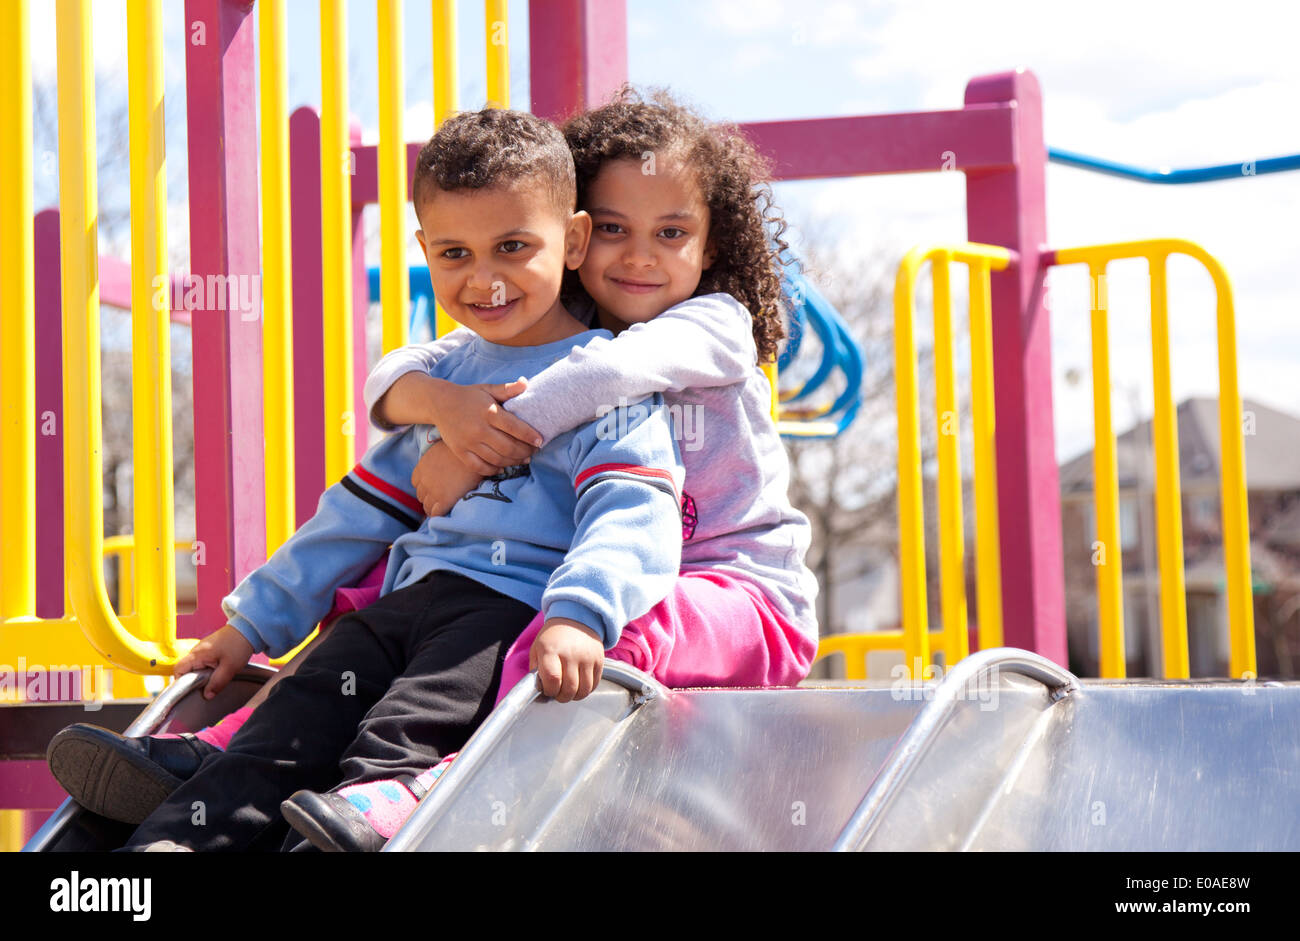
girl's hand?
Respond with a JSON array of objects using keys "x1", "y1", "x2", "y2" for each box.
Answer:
[
  {"x1": 528, "y1": 618, "x2": 605, "y2": 703},
  {"x1": 412, "y1": 440, "x2": 486, "y2": 517},
  {"x1": 173, "y1": 624, "x2": 256, "y2": 700},
  {"x1": 435, "y1": 379, "x2": 543, "y2": 476}
]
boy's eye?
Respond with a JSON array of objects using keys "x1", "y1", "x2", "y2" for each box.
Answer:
[
  {"x1": 441, "y1": 247, "x2": 468, "y2": 260},
  {"x1": 500, "y1": 240, "x2": 527, "y2": 253}
]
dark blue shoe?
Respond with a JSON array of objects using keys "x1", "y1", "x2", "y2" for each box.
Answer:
[
  {"x1": 281, "y1": 790, "x2": 388, "y2": 853},
  {"x1": 47, "y1": 724, "x2": 221, "y2": 824}
]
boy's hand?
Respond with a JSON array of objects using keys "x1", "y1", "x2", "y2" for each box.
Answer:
[
  {"x1": 529, "y1": 618, "x2": 605, "y2": 703},
  {"x1": 412, "y1": 440, "x2": 485, "y2": 516},
  {"x1": 435, "y1": 379, "x2": 543, "y2": 476},
  {"x1": 173, "y1": 624, "x2": 256, "y2": 699}
]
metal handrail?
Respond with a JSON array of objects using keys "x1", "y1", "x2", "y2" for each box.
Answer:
[
  {"x1": 831, "y1": 647, "x2": 1077, "y2": 852},
  {"x1": 383, "y1": 663, "x2": 665, "y2": 852},
  {"x1": 22, "y1": 664, "x2": 277, "y2": 852},
  {"x1": 1048, "y1": 146, "x2": 1300, "y2": 184}
]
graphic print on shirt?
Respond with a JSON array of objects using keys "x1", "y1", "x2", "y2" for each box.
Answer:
[
  {"x1": 462, "y1": 463, "x2": 531, "y2": 503},
  {"x1": 681, "y1": 492, "x2": 697, "y2": 541}
]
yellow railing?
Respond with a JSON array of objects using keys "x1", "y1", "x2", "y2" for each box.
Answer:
[
  {"x1": 1052, "y1": 238, "x2": 1255, "y2": 680},
  {"x1": 378, "y1": 0, "x2": 410, "y2": 357},
  {"x1": 2, "y1": 2, "x2": 525, "y2": 685},
  {"x1": 1, "y1": 0, "x2": 36, "y2": 628},
  {"x1": 815, "y1": 243, "x2": 1011, "y2": 679},
  {"x1": 260, "y1": 0, "x2": 295, "y2": 556},
  {"x1": 321, "y1": 0, "x2": 354, "y2": 486},
  {"x1": 431, "y1": 0, "x2": 460, "y2": 340},
  {"x1": 0, "y1": 1, "x2": 183, "y2": 679},
  {"x1": 101, "y1": 537, "x2": 195, "y2": 618}
]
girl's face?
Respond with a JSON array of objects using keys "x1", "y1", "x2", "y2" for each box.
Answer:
[{"x1": 578, "y1": 155, "x2": 716, "y2": 334}]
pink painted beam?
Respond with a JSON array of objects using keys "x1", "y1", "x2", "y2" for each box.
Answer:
[
  {"x1": 290, "y1": 106, "x2": 327, "y2": 526},
  {"x1": 740, "y1": 106, "x2": 1017, "y2": 182},
  {"x1": 964, "y1": 70, "x2": 1066, "y2": 666},
  {"x1": 0, "y1": 761, "x2": 66, "y2": 811},
  {"x1": 97, "y1": 255, "x2": 192, "y2": 326},
  {"x1": 529, "y1": 0, "x2": 628, "y2": 123},
  {"x1": 349, "y1": 140, "x2": 421, "y2": 208},
  {"x1": 183, "y1": 0, "x2": 266, "y2": 640},
  {"x1": 34, "y1": 210, "x2": 64, "y2": 619}
]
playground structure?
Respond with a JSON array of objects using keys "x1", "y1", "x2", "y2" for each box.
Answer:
[{"x1": 1, "y1": 0, "x2": 1295, "y2": 851}]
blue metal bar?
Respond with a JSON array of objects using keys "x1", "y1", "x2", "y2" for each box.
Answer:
[{"x1": 1048, "y1": 147, "x2": 1300, "y2": 184}]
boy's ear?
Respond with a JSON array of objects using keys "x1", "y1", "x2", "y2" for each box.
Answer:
[
  {"x1": 703, "y1": 238, "x2": 717, "y2": 271},
  {"x1": 415, "y1": 229, "x2": 428, "y2": 256},
  {"x1": 565, "y1": 210, "x2": 593, "y2": 270}
]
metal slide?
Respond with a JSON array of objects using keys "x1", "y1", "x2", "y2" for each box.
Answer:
[
  {"x1": 26, "y1": 650, "x2": 1300, "y2": 851},
  {"x1": 388, "y1": 651, "x2": 1300, "y2": 852}
]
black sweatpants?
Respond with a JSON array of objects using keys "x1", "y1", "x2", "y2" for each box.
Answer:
[{"x1": 123, "y1": 571, "x2": 536, "y2": 852}]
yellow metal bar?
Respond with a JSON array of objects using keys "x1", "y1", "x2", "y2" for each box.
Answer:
[
  {"x1": 0, "y1": 618, "x2": 150, "y2": 698},
  {"x1": 1205, "y1": 261, "x2": 1256, "y2": 678},
  {"x1": 378, "y1": 0, "x2": 410, "y2": 357},
  {"x1": 1147, "y1": 254, "x2": 1189, "y2": 677},
  {"x1": 102, "y1": 537, "x2": 195, "y2": 620},
  {"x1": 1085, "y1": 260, "x2": 1126, "y2": 678},
  {"x1": 0, "y1": 0, "x2": 35, "y2": 623},
  {"x1": 761, "y1": 360, "x2": 778, "y2": 422},
  {"x1": 968, "y1": 260, "x2": 1003, "y2": 649},
  {"x1": 0, "y1": 811, "x2": 25, "y2": 853},
  {"x1": 320, "y1": 0, "x2": 354, "y2": 485},
  {"x1": 892, "y1": 249, "x2": 931, "y2": 677},
  {"x1": 432, "y1": 0, "x2": 459, "y2": 126},
  {"x1": 484, "y1": 0, "x2": 509, "y2": 109},
  {"x1": 815, "y1": 630, "x2": 952, "y2": 680},
  {"x1": 931, "y1": 252, "x2": 969, "y2": 666},
  {"x1": 126, "y1": 0, "x2": 177, "y2": 652},
  {"x1": 431, "y1": 0, "x2": 458, "y2": 338},
  {"x1": 56, "y1": 0, "x2": 177, "y2": 672},
  {"x1": 259, "y1": 0, "x2": 296, "y2": 554}
]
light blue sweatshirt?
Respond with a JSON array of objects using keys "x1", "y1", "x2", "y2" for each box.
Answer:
[
  {"x1": 222, "y1": 329, "x2": 685, "y2": 656},
  {"x1": 364, "y1": 294, "x2": 820, "y2": 648}
]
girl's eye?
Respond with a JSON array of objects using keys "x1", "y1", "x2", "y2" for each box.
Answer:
[
  {"x1": 659, "y1": 227, "x2": 686, "y2": 239},
  {"x1": 500, "y1": 240, "x2": 527, "y2": 253},
  {"x1": 596, "y1": 223, "x2": 623, "y2": 235},
  {"x1": 441, "y1": 247, "x2": 468, "y2": 260}
]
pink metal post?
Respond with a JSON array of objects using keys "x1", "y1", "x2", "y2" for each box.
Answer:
[
  {"x1": 33, "y1": 210, "x2": 63, "y2": 620},
  {"x1": 528, "y1": 0, "x2": 628, "y2": 122},
  {"x1": 964, "y1": 70, "x2": 1065, "y2": 665},
  {"x1": 289, "y1": 106, "x2": 327, "y2": 526},
  {"x1": 182, "y1": 0, "x2": 266, "y2": 638}
]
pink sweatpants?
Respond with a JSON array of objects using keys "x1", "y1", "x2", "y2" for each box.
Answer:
[{"x1": 494, "y1": 569, "x2": 816, "y2": 706}]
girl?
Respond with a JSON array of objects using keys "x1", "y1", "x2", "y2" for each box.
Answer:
[{"x1": 282, "y1": 88, "x2": 820, "y2": 850}]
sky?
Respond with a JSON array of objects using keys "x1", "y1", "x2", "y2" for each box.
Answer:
[{"x1": 25, "y1": 0, "x2": 1300, "y2": 464}]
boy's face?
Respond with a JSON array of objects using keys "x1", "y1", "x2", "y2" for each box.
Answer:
[
  {"x1": 579, "y1": 155, "x2": 716, "y2": 333},
  {"x1": 415, "y1": 180, "x2": 591, "y2": 346}
]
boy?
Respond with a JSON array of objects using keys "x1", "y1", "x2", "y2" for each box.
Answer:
[{"x1": 56, "y1": 109, "x2": 686, "y2": 852}]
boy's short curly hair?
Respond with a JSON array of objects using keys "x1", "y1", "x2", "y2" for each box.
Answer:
[
  {"x1": 412, "y1": 109, "x2": 576, "y2": 221},
  {"x1": 561, "y1": 87, "x2": 789, "y2": 361}
]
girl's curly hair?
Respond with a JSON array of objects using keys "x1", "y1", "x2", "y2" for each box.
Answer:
[{"x1": 561, "y1": 86, "x2": 789, "y2": 361}]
